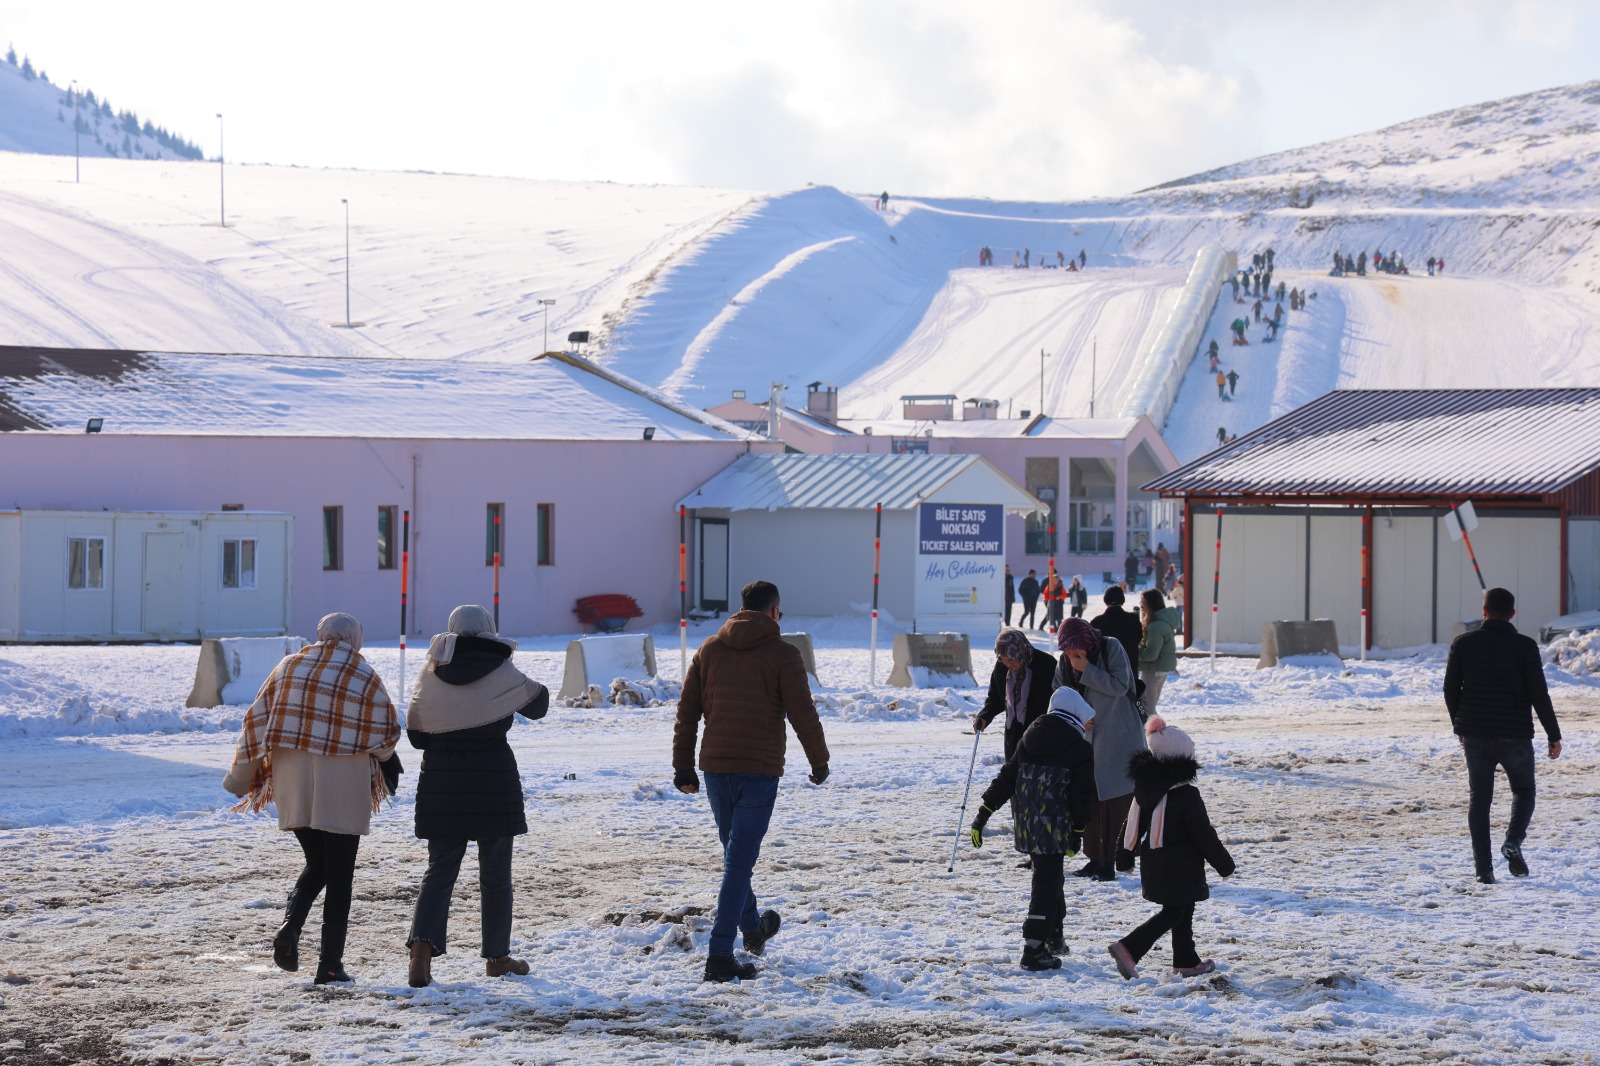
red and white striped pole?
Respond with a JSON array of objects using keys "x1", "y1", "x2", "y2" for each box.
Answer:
[
  {"x1": 492, "y1": 513, "x2": 501, "y2": 633},
  {"x1": 869, "y1": 503, "x2": 882, "y2": 685},
  {"x1": 1360, "y1": 508, "x2": 1370, "y2": 661},
  {"x1": 399, "y1": 510, "x2": 411, "y2": 709},
  {"x1": 679, "y1": 505, "x2": 689, "y2": 678},
  {"x1": 1209, "y1": 507, "x2": 1223, "y2": 673}
]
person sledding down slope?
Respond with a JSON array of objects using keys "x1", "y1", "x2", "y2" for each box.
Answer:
[
  {"x1": 970, "y1": 686, "x2": 1098, "y2": 971},
  {"x1": 1230, "y1": 319, "x2": 1248, "y2": 345}
]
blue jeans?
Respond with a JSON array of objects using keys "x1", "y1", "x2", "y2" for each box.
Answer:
[
  {"x1": 1463, "y1": 737, "x2": 1536, "y2": 876},
  {"x1": 703, "y1": 772, "x2": 779, "y2": 956}
]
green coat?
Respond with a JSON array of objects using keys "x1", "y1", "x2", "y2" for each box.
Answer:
[{"x1": 1138, "y1": 606, "x2": 1180, "y2": 673}]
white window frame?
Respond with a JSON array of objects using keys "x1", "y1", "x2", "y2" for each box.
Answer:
[
  {"x1": 222, "y1": 537, "x2": 258, "y2": 590},
  {"x1": 66, "y1": 536, "x2": 107, "y2": 591}
]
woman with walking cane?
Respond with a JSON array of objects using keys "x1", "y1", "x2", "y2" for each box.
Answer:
[
  {"x1": 1053, "y1": 619, "x2": 1146, "y2": 882},
  {"x1": 968, "y1": 687, "x2": 1097, "y2": 970},
  {"x1": 973, "y1": 629, "x2": 1055, "y2": 761}
]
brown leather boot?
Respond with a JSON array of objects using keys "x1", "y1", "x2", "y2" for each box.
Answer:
[
  {"x1": 485, "y1": 955, "x2": 529, "y2": 978},
  {"x1": 407, "y1": 940, "x2": 432, "y2": 988}
]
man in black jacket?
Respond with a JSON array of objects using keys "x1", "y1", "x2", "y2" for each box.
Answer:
[{"x1": 1443, "y1": 587, "x2": 1562, "y2": 884}]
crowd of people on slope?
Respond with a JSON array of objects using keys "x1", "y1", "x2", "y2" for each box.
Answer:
[
  {"x1": 1329, "y1": 248, "x2": 1444, "y2": 277},
  {"x1": 976, "y1": 246, "x2": 1088, "y2": 270}
]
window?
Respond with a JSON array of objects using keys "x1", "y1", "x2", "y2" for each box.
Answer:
[
  {"x1": 1024, "y1": 457, "x2": 1059, "y2": 555},
  {"x1": 323, "y1": 506, "x2": 343, "y2": 571},
  {"x1": 486, "y1": 503, "x2": 505, "y2": 566},
  {"x1": 67, "y1": 536, "x2": 105, "y2": 590},
  {"x1": 378, "y1": 506, "x2": 398, "y2": 570},
  {"x1": 537, "y1": 503, "x2": 554, "y2": 566},
  {"x1": 222, "y1": 538, "x2": 258, "y2": 589}
]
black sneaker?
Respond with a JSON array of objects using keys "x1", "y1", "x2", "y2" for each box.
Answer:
[
  {"x1": 1072, "y1": 861, "x2": 1098, "y2": 878},
  {"x1": 704, "y1": 954, "x2": 759, "y2": 983},
  {"x1": 1502, "y1": 843, "x2": 1529, "y2": 877},
  {"x1": 1020, "y1": 943, "x2": 1062, "y2": 971},
  {"x1": 742, "y1": 910, "x2": 782, "y2": 956}
]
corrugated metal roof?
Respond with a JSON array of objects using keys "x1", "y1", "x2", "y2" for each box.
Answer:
[
  {"x1": 1145, "y1": 388, "x2": 1600, "y2": 497},
  {"x1": 680, "y1": 453, "x2": 1045, "y2": 513}
]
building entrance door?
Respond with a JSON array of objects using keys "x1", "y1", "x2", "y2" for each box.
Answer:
[
  {"x1": 142, "y1": 532, "x2": 185, "y2": 637},
  {"x1": 698, "y1": 519, "x2": 729, "y2": 613}
]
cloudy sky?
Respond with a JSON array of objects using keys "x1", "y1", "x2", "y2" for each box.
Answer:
[{"x1": 3, "y1": 0, "x2": 1597, "y2": 199}]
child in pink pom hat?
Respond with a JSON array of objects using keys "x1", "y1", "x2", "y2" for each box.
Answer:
[{"x1": 1107, "y1": 716, "x2": 1235, "y2": 980}]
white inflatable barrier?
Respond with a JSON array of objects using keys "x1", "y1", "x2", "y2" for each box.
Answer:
[
  {"x1": 1119, "y1": 245, "x2": 1230, "y2": 426},
  {"x1": 186, "y1": 635, "x2": 308, "y2": 708},
  {"x1": 558, "y1": 633, "x2": 658, "y2": 702}
]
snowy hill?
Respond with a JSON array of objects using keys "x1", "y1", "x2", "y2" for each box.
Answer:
[
  {"x1": 0, "y1": 51, "x2": 200, "y2": 162},
  {"x1": 0, "y1": 81, "x2": 1598, "y2": 461}
]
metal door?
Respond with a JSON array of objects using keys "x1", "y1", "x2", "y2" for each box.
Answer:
[
  {"x1": 698, "y1": 519, "x2": 729, "y2": 612},
  {"x1": 142, "y1": 532, "x2": 185, "y2": 637}
]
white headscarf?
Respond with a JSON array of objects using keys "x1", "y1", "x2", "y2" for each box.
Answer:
[{"x1": 428, "y1": 604, "x2": 515, "y2": 664}]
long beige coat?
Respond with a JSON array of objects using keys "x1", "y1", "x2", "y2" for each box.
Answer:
[{"x1": 223, "y1": 746, "x2": 395, "y2": 836}]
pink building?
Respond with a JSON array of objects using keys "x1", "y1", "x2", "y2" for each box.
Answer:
[{"x1": 0, "y1": 346, "x2": 779, "y2": 641}]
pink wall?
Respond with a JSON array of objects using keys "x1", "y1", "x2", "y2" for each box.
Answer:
[{"x1": 0, "y1": 434, "x2": 765, "y2": 639}]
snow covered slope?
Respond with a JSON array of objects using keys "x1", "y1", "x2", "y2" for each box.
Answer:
[{"x1": 0, "y1": 81, "x2": 1598, "y2": 463}]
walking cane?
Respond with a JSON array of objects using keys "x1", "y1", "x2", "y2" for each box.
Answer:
[{"x1": 947, "y1": 729, "x2": 984, "y2": 872}]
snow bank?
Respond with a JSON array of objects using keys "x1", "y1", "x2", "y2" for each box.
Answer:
[
  {"x1": 0, "y1": 658, "x2": 233, "y2": 737},
  {"x1": 1543, "y1": 628, "x2": 1600, "y2": 677}
]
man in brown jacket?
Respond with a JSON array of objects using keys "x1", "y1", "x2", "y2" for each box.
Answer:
[{"x1": 673, "y1": 580, "x2": 830, "y2": 982}]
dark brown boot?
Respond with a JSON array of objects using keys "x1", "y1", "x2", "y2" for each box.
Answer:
[
  {"x1": 485, "y1": 955, "x2": 529, "y2": 978},
  {"x1": 408, "y1": 941, "x2": 432, "y2": 988}
]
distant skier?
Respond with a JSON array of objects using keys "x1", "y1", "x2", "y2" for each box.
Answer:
[
  {"x1": 879, "y1": 191, "x2": 889, "y2": 211},
  {"x1": 1227, "y1": 369, "x2": 1239, "y2": 397},
  {"x1": 1427, "y1": 256, "x2": 1436, "y2": 276},
  {"x1": 1079, "y1": 249, "x2": 1086, "y2": 268}
]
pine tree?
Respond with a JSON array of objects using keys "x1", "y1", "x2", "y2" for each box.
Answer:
[
  {"x1": 5, "y1": 46, "x2": 16, "y2": 66},
  {"x1": 20, "y1": 55, "x2": 34, "y2": 79}
]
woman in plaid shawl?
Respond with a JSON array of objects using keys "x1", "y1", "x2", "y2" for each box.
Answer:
[{"x1": 224, "y1": 612, "x2": 399, "y2": 985}]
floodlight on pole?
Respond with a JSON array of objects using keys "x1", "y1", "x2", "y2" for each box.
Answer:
[
  {"x1": 216, "y1": 113, "x2": 225, "y2": 227},
  {"x1": 538, "y1": 298, "x2": 556, "y2": 352},
  {"x1": 341, "y1": 199, "x2": 351, "y2": 327}
]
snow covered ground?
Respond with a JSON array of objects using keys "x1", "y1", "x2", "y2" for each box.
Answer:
[{"x1": 2, "y1": 617, "x2": 1596, "y2": 1064}]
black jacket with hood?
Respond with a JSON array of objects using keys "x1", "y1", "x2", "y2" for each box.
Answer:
[
  {"x1": 1115, "y1": 751, "x2": 1235, "y2": 904},
  {"x1": 407, "y1": 636, "x2": 548, "y2": 840}
]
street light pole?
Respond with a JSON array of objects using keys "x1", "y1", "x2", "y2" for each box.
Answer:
[
  {"x1": 70, "y1": 80, "x2": 79, "y2": 183},
  {"x1": 216, "y1": 113, "x2": 224, "y2": 227},
  {"x1": 1039, "y1": 348, "x2": 1047, "y2": 416},
  {"x1": 538, "y1": 298, "x2": 556, "y2": 352},
  {"x1": 341, "y1": 198, "x2": 351, "y2": 327}
]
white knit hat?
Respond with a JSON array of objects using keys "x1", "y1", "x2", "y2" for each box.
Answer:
[
  {"x1": 1144, "y1": 715, "x2": 1195, "y2": 759},
  {"x1": 1047, "y1": 686, "x2": 1095, "y2": 734}
]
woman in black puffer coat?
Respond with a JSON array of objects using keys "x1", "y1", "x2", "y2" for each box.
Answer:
[
  {"x1": 404, "y1": 605, "x2": 549, "y2": 987},
  {"x1": 1108, "y1": 717, "x2": 1234, "y2": 980}
]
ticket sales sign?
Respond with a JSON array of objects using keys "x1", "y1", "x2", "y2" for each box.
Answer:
[{"x1": 915, "y1": 503, "x2": 1003, "y2": 617}]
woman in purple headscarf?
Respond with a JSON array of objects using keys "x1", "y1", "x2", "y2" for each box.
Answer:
[
  {"x1": 974, "y1": 629, "x2": 1056, "y2": 762},
  {"x1": 1053, "y1": 618, "x2": 1146, "y2": 881}
]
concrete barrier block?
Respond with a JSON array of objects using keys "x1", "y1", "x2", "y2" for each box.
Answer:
[
  {"x1": 1258, "y1": 620, "x2": 1340, "y2": 668},
  {"x1": 886, "y1": 632, "x2": 975, "y2": 688},
  {"x1": 780, "y1": 632, "x2": 820, "y2": 685},
  {"x1": 186, "y1": 635, "x2": 307, "y2": 707},
  {"x1": 559, "y1": 633, "x2": 658, "y2": 702}
]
